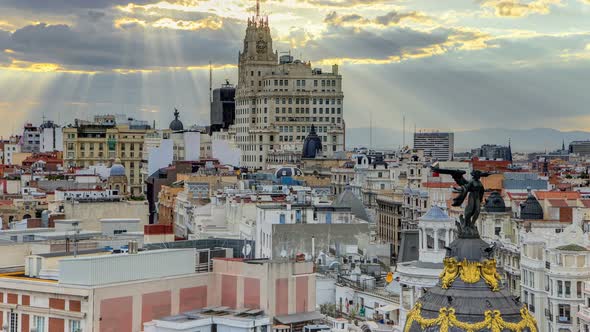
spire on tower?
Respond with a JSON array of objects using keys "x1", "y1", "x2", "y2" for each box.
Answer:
[{"x1": 256, "y1": 0, "x2": 260, "y2": 18}]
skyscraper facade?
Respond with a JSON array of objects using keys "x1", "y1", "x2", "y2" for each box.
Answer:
[
  {"x1": 472, "y1": 144, "x2": 512, "y2": 161},
  {"x1": 413, "y1": 131, "x2": 454, "y2": 161},
  {"x1": 232, "y1": 13, "x2": 345, "y2": 170},
  {"x1": 210, "y1": 81, "x2": 236, "y2": 133}
]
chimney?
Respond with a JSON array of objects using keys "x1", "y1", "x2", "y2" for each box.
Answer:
[{"x1": 128, "y1": 240, "x2": 138, "y2": 254}]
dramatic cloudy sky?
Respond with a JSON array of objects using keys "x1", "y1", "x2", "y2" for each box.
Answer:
[{"x1": 0, "y1": 0, "x2": 589, "y2": 137}]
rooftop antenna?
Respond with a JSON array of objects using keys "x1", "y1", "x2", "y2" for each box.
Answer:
[
  {"x1": 369, "y1": 112, "x2": 373, "y2": 150},
  {"x1": 402, "y1": 114, "x2": 406, "y2": 148},
  {"x1": 209, "y1": 60, "x2": 213, "y2": 104}
]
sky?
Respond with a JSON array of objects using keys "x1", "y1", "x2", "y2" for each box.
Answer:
[{"x1": 0, "y1": 0, "x2": 589, "y2": 137}]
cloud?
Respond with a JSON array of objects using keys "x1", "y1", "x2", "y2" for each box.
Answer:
[
  {"x1": 324, "y1": 10, "x2": 432, "y2": 28},
  {"x1": 281, "y1": 27, "x2": 316, "y2": 48},
  {"x1": 301, "y1": 0, "x2": 391, "y2": 8},
  {"x1": 374, "y1": 11, "x2": 433, "y2": 26},
  {"x1": 0, "y1": 14, "x2": 244, "y2": 72},
  {"x1": 0, "y1": 0, "x2": 156, "y2": 11},
  {"x1": 300, "y1": 24, "x2": 494, "y2": 65},
  {"x1": 481, "y1": 0, "x2": 562, "y2": 17},
  {"x1": 560, "y1": 43, "x2": 590, "y2": 61},
  {"x1": 324, "y1": 12, "x2": 369, "y2": 26}
]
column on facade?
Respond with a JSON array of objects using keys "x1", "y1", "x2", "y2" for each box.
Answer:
[
  {"x1": 418, "y1": 229, "x2": 423, "y2": 249},
  {"x1": 434, "y1": 227, "x2": 439, "y2": 250}
]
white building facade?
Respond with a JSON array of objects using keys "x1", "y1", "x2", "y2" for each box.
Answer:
[
  {"x1": 396, "y1": 205, "x2": 456, "y2": 326},
  {"x1": 413, "y1": 132, "x2": 454, "y2": 161},
  {"x1": 520, "y1": 224, "x2": 590, "y2": 332}
]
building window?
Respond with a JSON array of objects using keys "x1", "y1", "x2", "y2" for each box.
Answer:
[
  {"x1": 558, "y1": 280, "x2": 563, "y2": 297},
  {"x1": 70, "y1": 320, "x2": 82, "y2": 332},
  {"x1": 558, "y1": 304, "x2": 571, "y2": 323},
  {"x1": 34, "y1": 316, "x2": 46, "y2": 332},
  {"x1": 9, "y1": 312, "x2": 18, "y2": 332},
  {"x1": 565, "y1": 281, "x2": 571, "y2": 297}
]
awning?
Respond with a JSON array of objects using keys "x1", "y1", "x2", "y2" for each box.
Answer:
[
  {"x1": 274, "y1": 311, "x2": 324, "y2": 324},
  {"x1": 375, "y1": 304, "x2": 400, "y2": 313}
]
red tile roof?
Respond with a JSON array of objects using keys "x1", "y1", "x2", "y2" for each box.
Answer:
[
  {"x1": 536, "y1": 191, "x2": 581, "y2": 200},
  {"x1": 423, "y1": 182, "x2": 455, "y2": 188},
  {"x1": 506, "y1": 192, "x2": 528, "y2": 200},
  {"x1": 548, "y1": 199, "x2": 569, "y2": 207}
]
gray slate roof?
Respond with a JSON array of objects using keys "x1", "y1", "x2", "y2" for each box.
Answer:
[
  {"x1": 332, "y1": 187, "x2": 371, "y2": 222},
  {"x1": 420, "y1": 205, "x2": 450, "y2": 221}
]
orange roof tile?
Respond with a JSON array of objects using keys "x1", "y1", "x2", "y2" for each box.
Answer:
[
  {"x1": 506, "y1": 192, "x2": 528, "y2": 200},
  {"x1": 423, "y1": 182, "x2": 455, "y2": 188},
  {"x1": 482, "y1": 174, "x2": 504, "y2": 190},
  {"x1": 548, "y1": 199, "x2": 569, "y2": 207},
  {"x1": 535, "y1": 191, "x2": 581, "y2": 200}
]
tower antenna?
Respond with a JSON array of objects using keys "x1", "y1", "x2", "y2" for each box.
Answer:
[
  {"x1": 402, "y1": 114, "x2": 406, "y2": 148},
  {"x1": 256, "y1": 0, "x2": 260, "y2": 18},
  {"x1": 209, "y1": 60, "x2": 212, "y2": 104},
  {"x1": 369, "y1": 112, "x2": 373, "y2": 150}
]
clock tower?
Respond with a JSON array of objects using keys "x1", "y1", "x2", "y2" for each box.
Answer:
[
  {"x1": 232, "y1": 0, "x2": 345, "y2": 170},
  {"x1": 238, "y1": 8, "x2": 278, "y2": 87}
]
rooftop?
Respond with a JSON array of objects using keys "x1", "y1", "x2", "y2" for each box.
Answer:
[
  {"x1": 536, "y1": 191, "x2": 581, "y2": 200},
  {"x1": 556, "y1": 244, "x2": 588, "y2": 251}
]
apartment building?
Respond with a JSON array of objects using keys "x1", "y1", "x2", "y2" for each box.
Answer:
[{"x1": 63, "y1": 115, "x2": 154, "y2": 196}]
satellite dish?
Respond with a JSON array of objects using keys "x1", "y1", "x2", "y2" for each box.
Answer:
[
  {"x1": 280, "y1": 249, "x2": 287, "y2": 258},
  {"x1": 242, "y1": 244, "x2": 252, "y2": 257}
]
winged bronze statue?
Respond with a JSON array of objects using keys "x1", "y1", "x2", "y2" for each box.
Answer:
[{"x1": 431, "y1": 166, "x2": 491, "y2": 238}]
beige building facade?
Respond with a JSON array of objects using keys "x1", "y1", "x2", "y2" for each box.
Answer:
[
  {"x1": 232, "y1": 14, "x2": 345, "y2": 170},
  {"x1": 63, "y1": 116, "x2": 155, "y2": 196}
]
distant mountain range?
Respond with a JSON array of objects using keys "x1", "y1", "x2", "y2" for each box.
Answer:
[{"x1": 345, "y1": 127, "x2": 590, "y2": 153}]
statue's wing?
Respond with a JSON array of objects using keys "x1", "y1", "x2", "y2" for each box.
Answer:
[{"x1": 432, "y1": 166, "x2": 468, "y2": 186}]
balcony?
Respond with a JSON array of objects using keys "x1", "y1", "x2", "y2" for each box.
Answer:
[{"x1": 557, "y1": 316, "x2": 572, "y2": 324}]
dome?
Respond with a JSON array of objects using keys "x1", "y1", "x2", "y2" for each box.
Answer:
[
  {"x1": 484, "y1": 191, "x2": 506, "y2": 212},
  {"x1": 274, "y1": 167, "x2": 303, "y2": 178},
  {"x1": 404, "y1": 175, "x2": 538, "y2": 332},
  {"x1": 302, "y1": 125, "x2": 322, "y2": 158},
  {"x1": 520, "y1": 189, "x2": 543, "y2": 220},
  {"x1": 420, "y1": 205, "x2": 451, "y2": 222},
  {"x1": 169, "y1": 108, "x2": 184, "y2": 131},
  {"x1": 404, "y1": 238, "x2": 537, "y2": 332},
  {"x1": 110, "y1": 160, "x2": 126, "y2": 177}
]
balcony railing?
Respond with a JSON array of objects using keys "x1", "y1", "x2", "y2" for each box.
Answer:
[{"x1": 557, "y1": 316, "x2": 571, "y2": 324}]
